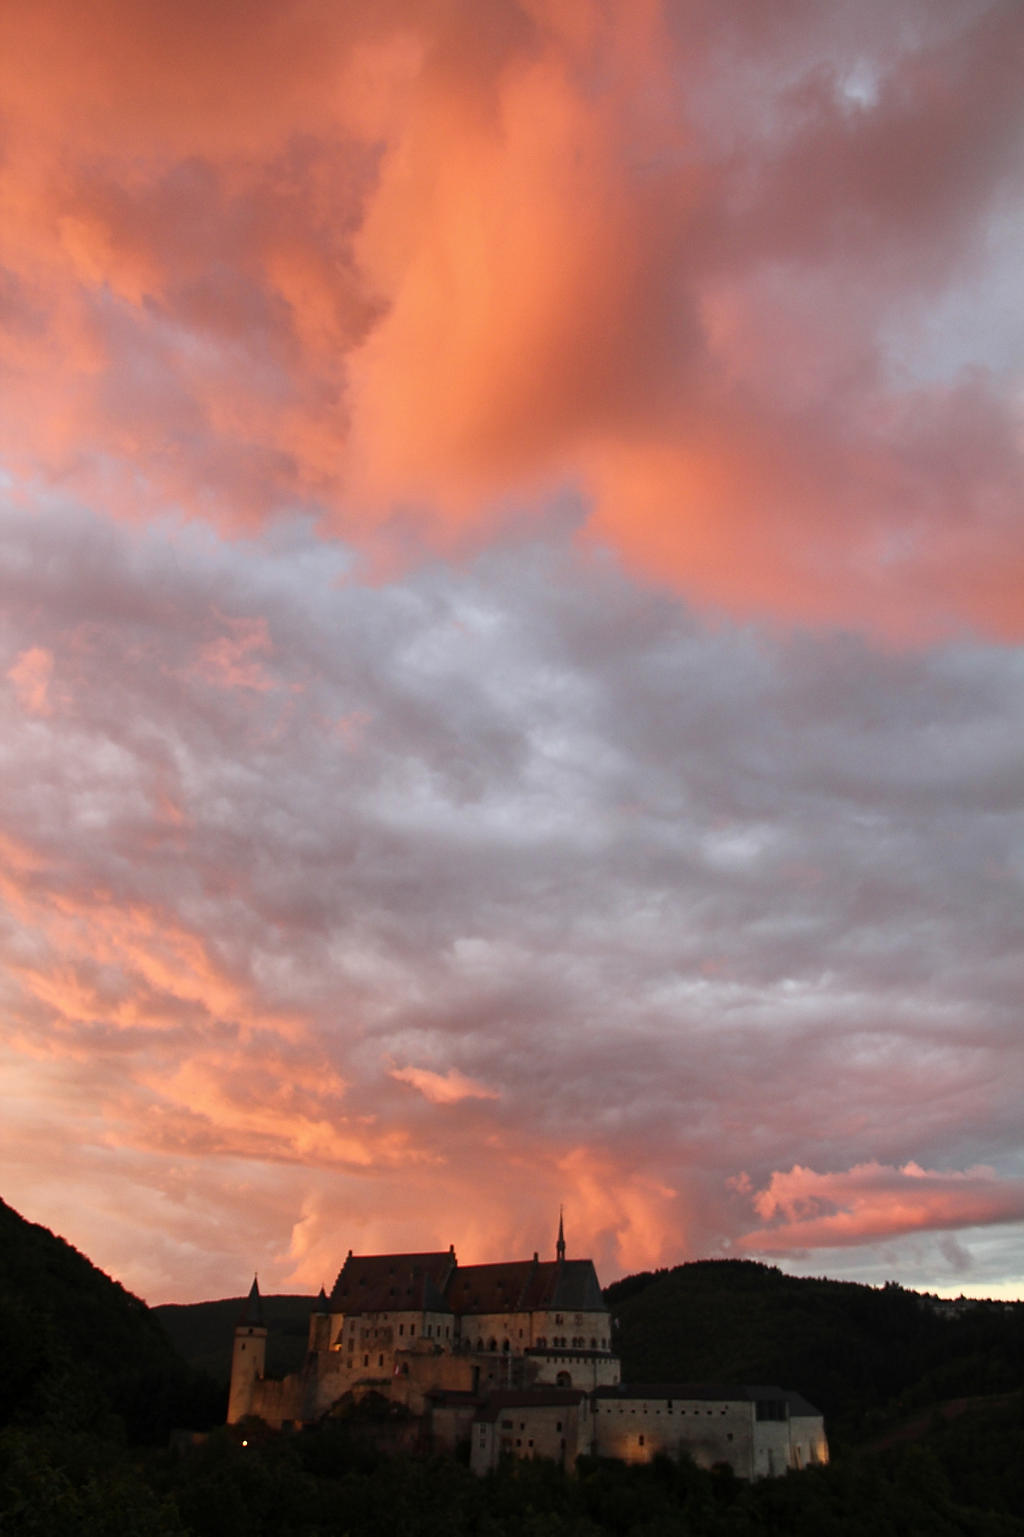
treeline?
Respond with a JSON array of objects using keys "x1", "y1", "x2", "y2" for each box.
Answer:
[
  {"x1": 9, "y1": 1404, "x2": 1019, "y2": 1537},
  {"x1": 607, "y1": 1260, "x2": 1024, "y2": 1446}
]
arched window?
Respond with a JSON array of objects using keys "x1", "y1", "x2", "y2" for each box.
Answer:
[
  {"x1": 488, "y1": 1338, "x2": 497, "y2": 1352},
  {"x1": 556, "y1": 1371, "x2": 571, "y2": 1388},
  {"x1": 502, "y1": 1339, "x2": 510, "y2": 1353}
]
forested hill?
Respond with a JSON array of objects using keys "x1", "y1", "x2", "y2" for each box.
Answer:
[
  {"x1": 155, "y1": 1294, "x2": 316, "y2": 1385},
  {"x1": 0, "y1": 1195, "x2": 221, "y2": 1443},
  {"x1": 606, "y1": 1258, "x2": 1024, "y2": 1443}
]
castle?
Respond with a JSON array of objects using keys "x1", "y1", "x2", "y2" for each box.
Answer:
[{"x1": 228, "y1": 1219, "x2": 828, "y2": 1479}]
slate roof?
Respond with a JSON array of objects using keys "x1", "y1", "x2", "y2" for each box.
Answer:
[
  {"x1": 329, "y1": 1250, "x2": 456, "y2": 1313},
  {"x1": 238, "y1": 1275, "x2": 264, "y2": 1327},
  {"x1": 447, "y1": 1258, "x2": 607, "y2": 1315},
  {"x1": 325, "y1": 1243, "x2": 607, "y2": 1318}
]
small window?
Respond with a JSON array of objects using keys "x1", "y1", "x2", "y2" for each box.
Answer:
[
  {"x1": 378, "y1": 1354, "x2": 384, "y2": 1367},
  {"x1": 410, "y1": 1325, "x2": 415, "y2": 1337},
  {"x1": 399, "y1": 1324, "x2": 404, "y2": 1336},
  {"x1": 556, "y1": 1421, "x2": 562, "y2": 1432},
  {"x1": 363, "y1": 1355, "x2": 369, "y2": 1367},
  {"x1": 638, "y1": 1435, "x2": 645, "y2": 1447}
]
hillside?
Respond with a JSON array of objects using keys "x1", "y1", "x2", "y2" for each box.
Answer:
[
  {"x1": 0, "y1": 1195, "x2": 222, "y2": 1442},
  {"x1": 155, "y1": 1294, "x2": 315, "y2": 1386},
  {"x1": 606, "y1": 1259, "x2": 1024, "y2": 1444}
]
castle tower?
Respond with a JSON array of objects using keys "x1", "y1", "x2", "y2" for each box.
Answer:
[
  {"x1": 556, "y1": 1207, "x2": 566, "y2": 1263},
  {"x1": 227, "y1": 1275, "x2": 268, "y2": 1424},
  {"x1": 307, "y1": 1285, "x2": 331, "y2": 1353}
]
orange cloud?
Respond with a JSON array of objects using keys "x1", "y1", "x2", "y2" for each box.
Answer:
[
  {"x1": 7, "y1": 646, "x2": 55, "y2": 715},
  {"x1": 1, "y1": 0, "x2": 1018, "y2": 634},
  {"x1": 390, "y1": 1063, "x2": 499, "y2": 1104},
  {"x1": 735, "y1": 1161, "x2": 1024, "y2": 1253}
]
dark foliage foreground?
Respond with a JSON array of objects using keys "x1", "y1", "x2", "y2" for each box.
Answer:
[{"x1": 3, "y1": 1398, "x2": 1022, "y2": 1537}]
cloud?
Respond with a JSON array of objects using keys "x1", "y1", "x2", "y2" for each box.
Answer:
[
  {"x1": 390, "y1": 1064, "x2": 499, "y2": 1104},
  {"x1": 0, "y1": 0, "x2": 1021, "y2": 633},
  {"x1": 7, "y1": 647, "x2": 55, "y2": 716},
  {"x1": 1, "y1": 500, "x2": 1022, "y2": 1297},
  {"x1": 1, "y1": 0, "x2": 1023, "y2": 1301},
  {"x1": 735, "y1": 1161, "x2": 1024, "y2": 1252}
]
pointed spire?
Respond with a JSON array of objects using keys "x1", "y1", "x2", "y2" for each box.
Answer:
[
  {"x1": 556, "y1": 1207, "x2": 566, "y2": 1263},
  {"x1": 242, "y1": 1273, "x2": 264, "y2": 1326},
  {"x1": 313, "y1": 1284, "x2": 328, "y2": 1314}
]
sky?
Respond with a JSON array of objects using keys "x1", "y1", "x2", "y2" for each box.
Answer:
[{"x1": 1, "y1": 0, "x2": 1023, "y2": 1307}]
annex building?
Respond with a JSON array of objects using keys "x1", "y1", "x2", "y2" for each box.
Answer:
[{"x1": 228, "y1": 1219, "x2": 827, "y2": 1479}]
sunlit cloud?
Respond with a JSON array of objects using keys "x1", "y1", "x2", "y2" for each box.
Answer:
[
  {"x1": 7, "y1": 646, "x2": 55, "y2": 716},
  {"x1": 1, "y1": 0, "x2": 1023, "y2": 1305},
  {"x1": 735, "y1": 1162, "x2": 1024, "y2": 1253},
  {"x1": 390, "y1": 1064, "x2": 500, "y2": 1105},
  {"x1": 0, "y1": 0, "x2": 1021, "y2": 633}
]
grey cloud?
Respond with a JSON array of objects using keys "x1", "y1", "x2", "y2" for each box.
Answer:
[{"x1": 1, "y1": 498, "x2": 1022, "y2": 1291}]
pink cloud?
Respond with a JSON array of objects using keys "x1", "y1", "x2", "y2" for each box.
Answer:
[
  {"x1": 735, "y1": 1161, "x2": 1024, "y2": 1253},
  {"x1": 391, "y1": 1063, "x2": 499, "y2": 1105},
  {"x1": 7, "y1": 646, "x2": 55, "y2": 715},
  {"x1": 195, "y1": 614, "x2": 275, "y2": 692},
  {"x1": 0, "y1": 0, "x2": 1019, "y2": 634}
]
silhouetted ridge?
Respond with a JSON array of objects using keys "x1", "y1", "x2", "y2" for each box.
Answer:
[
  {"x1": 606, "y1": 1258, "x2": 1024, "y2": 1440},
  {"x1": 0, "y1": 1194, "x2": 220, "y2": 1441}
]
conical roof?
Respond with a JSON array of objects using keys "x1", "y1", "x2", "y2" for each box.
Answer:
[{"x1": 239, "y1": 1273, "x2": 264, "y2": 1327}]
